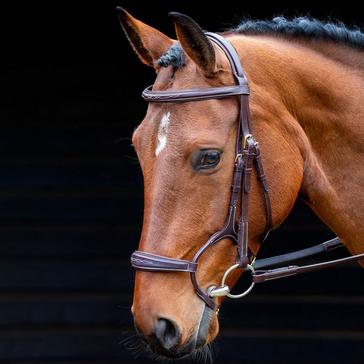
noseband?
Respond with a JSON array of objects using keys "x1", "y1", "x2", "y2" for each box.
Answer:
[{"x1": 130, "y1": 32, "x2": 364, "y2": 311}]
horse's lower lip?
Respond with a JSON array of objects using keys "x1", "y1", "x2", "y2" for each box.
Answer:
[{"x1": 149, "y1": 338, "x2": 196, "y2": 359}]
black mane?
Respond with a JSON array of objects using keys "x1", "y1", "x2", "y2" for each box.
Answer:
[
  {"x1": 157, "y1": 16, "x2": 364, "y2": 68},
  {"x1": 234, "y1": 16, "x2": 364, "y2": 49}
]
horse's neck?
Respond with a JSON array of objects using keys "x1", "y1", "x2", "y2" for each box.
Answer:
[
  {"x1": 299, "y1": 40, "x2": 364, "y2": 72},
  {"x1": 237, "y1": 35, "x2": 364, "y2": 253},
  {"x1": 284, "y1": 42, "x2": 364, "y2": 253}
]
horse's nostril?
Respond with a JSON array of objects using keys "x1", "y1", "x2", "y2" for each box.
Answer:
[{"x1": 155, "y1": 318, "x2": 181, "y2": 350}]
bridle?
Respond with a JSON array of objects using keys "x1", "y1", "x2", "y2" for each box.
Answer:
[
  {"x1": 130, "y1": 32, "x2": 364, "y2": 312},
  {"x1": 132, "y1": 32, "x2": 266, "y2": 310}
]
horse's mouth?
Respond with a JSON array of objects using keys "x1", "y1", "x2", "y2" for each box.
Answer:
[
  {"x1": 146, "y1": 306, "x2": 215, "y2": 361},
  {"x1": 126, "y1": 306, "x2": 216, "y2": 362}
]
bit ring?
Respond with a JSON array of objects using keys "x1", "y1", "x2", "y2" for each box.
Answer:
[
  {"x1": 208, "y1": 263, "x2": 255, "y2": 299},
  {"x1": 222, "y1": 263, "x2": 255, "y2": 299}
]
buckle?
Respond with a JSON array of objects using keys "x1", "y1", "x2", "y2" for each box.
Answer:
[{"x1": 242, "y1": 134, "x2": 253, "y2": 150}]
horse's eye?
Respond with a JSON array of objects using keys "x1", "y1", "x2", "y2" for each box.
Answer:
[{"x1": 193, "y1": 149, "x2": 222, "y2": 171}]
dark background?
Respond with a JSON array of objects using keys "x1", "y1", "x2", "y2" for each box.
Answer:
[{"x1": 1, "y1": 1, "x2": 364, "y2": 363}]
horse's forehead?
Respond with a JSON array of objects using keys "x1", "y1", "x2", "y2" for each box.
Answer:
[
  {"x1": 143, "y1": 100, "x2": 231, "y2": 137},
  {"x1": 135, "y1": 65, "x2": 239, "y2": 158},
  {"x1": 154, "y1": 60, "x2": 211, "y2": 91},
  {"x1": 140, "y1": 105, "x2": 201, "y2": 148}
]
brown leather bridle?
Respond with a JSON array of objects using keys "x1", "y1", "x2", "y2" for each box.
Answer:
[{"x1": 130, "y1": 32, "x2": 364, "y2": 311}]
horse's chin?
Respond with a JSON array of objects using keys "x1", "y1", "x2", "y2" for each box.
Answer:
[
  {"x1": 147, "y1": 334, "x2": 196, "y2": 359},
  {"x1": 147, "y1": 341, "x2": 215, "y2": 362}
]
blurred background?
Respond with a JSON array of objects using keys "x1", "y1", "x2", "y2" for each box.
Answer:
[{"x1": 1, "y1": 1, "x2": 364, "y2": 363}]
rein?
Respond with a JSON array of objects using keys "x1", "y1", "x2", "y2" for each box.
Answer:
[{"x1": 131, "y1": 32, "x2": 364, "y2": 311}]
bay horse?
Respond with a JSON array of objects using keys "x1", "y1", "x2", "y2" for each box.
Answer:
[{"x1": 117, "y1": 8, "x2": 364, "y2": 360}]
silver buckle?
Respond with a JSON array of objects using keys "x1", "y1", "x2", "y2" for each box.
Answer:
[{"x1": 242, "y1": 134, "x2": 253, "y2": 150}]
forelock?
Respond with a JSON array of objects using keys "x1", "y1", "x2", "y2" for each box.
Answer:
[{"x1": 157, "y1": 44, "x2": 185, "y2": 68}]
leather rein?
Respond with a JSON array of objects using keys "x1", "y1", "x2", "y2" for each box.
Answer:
[{"x1": 130, "y1": 32, "x2": 364, "y2": 311}]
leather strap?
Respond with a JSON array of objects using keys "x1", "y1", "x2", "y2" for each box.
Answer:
[
  {"x1": 253, "y1": 252, "x2": 364, "y2": 283},
  {"x1": 131, "y1": 251, "x2": 197, "y2": 272},
  {"x1": 237, "y1": 139, "x2": 254, "y2": 267},
  {"x1": 205, "y1": 32, "x2": 270, "y2": 269},
  {"x1": 142, "y1": 84, "x2": 249, "y2": 102},
  {"x1": 254, "y1": 143, "x2": 272, "y2": 240},
  {"x1": 253, "y1": 237, "x2": 343, "y2": 270},
  {"x1": 205, "y1": 32, "x2": 248, "y2": 86}
]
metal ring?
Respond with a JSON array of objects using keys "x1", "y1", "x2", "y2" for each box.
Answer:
[{"x1": 221, "y1": 263, "x2": 255, "y2": 299}]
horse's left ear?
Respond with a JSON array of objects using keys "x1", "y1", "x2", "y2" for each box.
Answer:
[
  {"x1": 116, "y1": 7, "x2": 174, "y2": 68},
  {"x1": 169, "y1": 12, "x2": 216, "y2": 76}
]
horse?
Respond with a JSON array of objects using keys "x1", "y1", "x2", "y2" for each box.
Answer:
[{"x1": 117, "y1": 8, "x2": 364, "y2": 360}]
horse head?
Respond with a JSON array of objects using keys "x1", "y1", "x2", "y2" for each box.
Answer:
[{"x1": 118, "y1": 8, "x2": 305, "y2": 359}]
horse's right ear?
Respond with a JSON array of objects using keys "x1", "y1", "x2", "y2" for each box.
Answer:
[{"x1": 116, "y1": 7, "x2": 174, "y2": 68}]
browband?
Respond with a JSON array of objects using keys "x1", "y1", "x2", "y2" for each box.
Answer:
[{"x1": 142, "y1": 84, "x2": 249, "y2": 102}]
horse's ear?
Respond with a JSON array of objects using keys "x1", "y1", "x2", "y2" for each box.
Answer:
[
  {"x1": 169, "y1": 12, "x2": 216, "y2": 76},
  {"x1": 116, "y1": 7, "x2": 174, "y2": 68}
]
